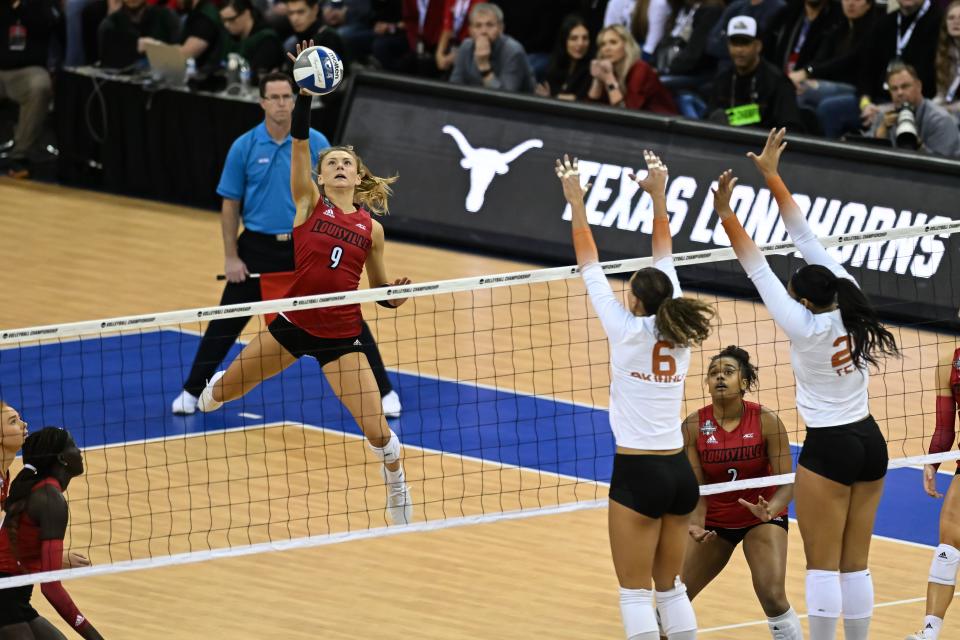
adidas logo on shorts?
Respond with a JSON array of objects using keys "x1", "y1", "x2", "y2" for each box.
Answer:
[{"x1": 353, "y1": 339, "x2": 362, "y2": 346}]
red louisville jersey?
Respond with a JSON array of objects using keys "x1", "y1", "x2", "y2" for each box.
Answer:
[
  {"x1": 696, "y1": 401, "x2": 787, "y2": 529},
  {"x1": 0, "y1": 478, "x2": 62, "y2": 574},
  {"x1": 282, "y1": 199, "x2": 373, "y2": 339}
]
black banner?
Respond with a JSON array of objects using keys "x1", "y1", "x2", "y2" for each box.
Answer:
[{"x1": 340, "y1": 75, "x2": 960, "y2": 329}]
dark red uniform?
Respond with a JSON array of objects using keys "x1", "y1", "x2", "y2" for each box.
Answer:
[
  {"x1": 929, "y1": 347, "x2": 960, "y2": 461},
  {"x1": 282, "y1": 199, "x2": 373, "y2": 339},
  {"x1": 0, "y1": 478, "x2": 91, "y2": 633},
  {"x1": 696, "y1": 401, "x2": 787, "y2": 529}
]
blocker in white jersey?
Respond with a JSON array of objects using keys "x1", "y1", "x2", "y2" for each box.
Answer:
[
  {"x1": 558, "y1": 151, "x2": 714, "y2": 640},
  {"x1": 715, "y1": 128, "x2": 900, "y2": 640}
]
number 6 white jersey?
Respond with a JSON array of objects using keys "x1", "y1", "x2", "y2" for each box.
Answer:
[{"x1": 581, "y1": 259, "x2": 688, "y2": 450}]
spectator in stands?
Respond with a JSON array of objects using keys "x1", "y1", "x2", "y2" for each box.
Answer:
[
  {"x1": 435, "y1": 0, "x2": 481, "y2": 74},
  {"x1": 706, "y1": 0, "x2": 785, "y2": 65},
  {"x1": 221, "y1": 0, "x2": 284, "y2": 78},
  {"x1": 858, "y1": 0, "x2": 941, "y2": 125},
  {"x1": 653, "y1": 0, "x2": 724, "y2": 117},
  {"x1": 708, "y1": 16, "x2": 804, "y2": 130},
  {"x1": 98, "y1": 0, "x2": 178, "y2": 69},
  {"x1": 283, "y1": 0, "x2": 352, "y2": 71},
  {"x1": 322, "y1": 0, "x2": 374, "y2": 64},
  {"x1": 765, "y1": 0, "x2": 842, "y2": 77},
  {"x1": 794, "y1": 0, "x2": 881, "y2": 137},
  {"x1": 869, "y1": 62, "x2": 960, "y2": 156},
  {"x1": 140, "y1": 0, "x2": 229, "y2": 71},
  {"x1": 370, "y1": 0, "x2": 409, "y2": 71},
  {"x1": 605, "y1": 0, "x2": 672, "y2": 61},
  {"x1": 0, "y1": 0, "x2": 59, "y2": 178},
  {"x1": 588, "y1": 24, "x2": 678, "y2": 112},
  {"x1": 398, "y1": 0, "x2": 446, "y2": 76},
  {"x1": 536, "y1": 13, "x2": 593, "y2": 100},
  {"x1": 935, "y1": 0, "x2": 960, "y2": 117},
  {"x1": 449, "y1": 3, "x2": 535, "y2": 91},
  {"x1": 491, "y1": 0, "x2": 581, "y2": 81}
]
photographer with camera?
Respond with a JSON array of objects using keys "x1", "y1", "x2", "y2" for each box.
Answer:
[{"x1": 871, "y1": 62, "x2": 960, "y2": 157}]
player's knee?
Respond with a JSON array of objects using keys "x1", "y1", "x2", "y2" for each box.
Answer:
[
  {"x1": 367, "y1": 429, "x2": 401, "y2": 464},
  {"x1": 655, "y1": 578, "x2": 697, "y2": 635},
  {"x1": 756, "y1": 589, "x2": 789, "y2": 618},
  {"x1": 929, "y1": 544, "x2": 960, "y2": 586}
]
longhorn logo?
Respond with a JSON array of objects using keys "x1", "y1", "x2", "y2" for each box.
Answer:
[{"x1": 442, "y1": 125, "x2": 543, "y2": 213}]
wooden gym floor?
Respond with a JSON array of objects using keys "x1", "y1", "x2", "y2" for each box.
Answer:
[{"x1": 0, "y1": 179, "x2": 955, "y2": 638}]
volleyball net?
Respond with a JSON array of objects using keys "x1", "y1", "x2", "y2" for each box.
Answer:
[{"x1": 1, "y1": 221, "x2": 959, "y2": 587}]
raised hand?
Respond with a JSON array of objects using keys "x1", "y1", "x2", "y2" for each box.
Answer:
[
  {"x1": 747, "y1": 128, "x2": 787, "y2": 178},
  {"x1": 628, "y1": 150, "x2": 668, "y2": 197},
  {"x1": 386, "y1": 277, "x2": 412, "y2": 307},
  {"x1": 555, "y1": 154, "x2": 589, "y2": 203},
  {"x1": 711, "y1": 170, "x2": 738, "y2": 220},
  {"x1": 286, "y1": 38, "x2": 316, "y2": 64},
  {"x1": 689, "y1": 524, "x2": 717, "y2": 543},
  {"x1": 738, "y1": 495, "x2": 774, "y2": 522},
  {"x1": 924, "y1": 464, "x2": 944, "y2": 498}
]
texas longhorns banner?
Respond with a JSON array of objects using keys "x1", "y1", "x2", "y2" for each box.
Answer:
[{"x1": 339, "y1": 79, "x2": 960, "y2": 328}]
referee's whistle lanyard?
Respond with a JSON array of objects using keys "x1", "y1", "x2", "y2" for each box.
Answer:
[{"x1": 896, "y1": 0, "x2": 930, "y2": 58}]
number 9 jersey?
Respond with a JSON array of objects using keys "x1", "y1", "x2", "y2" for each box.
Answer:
[
  {"x1": 283, "y1": 198, "x2": 373, "y2": 338},
  {"x1": 580, "y1": 258, "x2": 689, "y2": 451}
]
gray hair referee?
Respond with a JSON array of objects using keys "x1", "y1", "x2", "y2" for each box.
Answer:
[{"x1": 171, "y1": 71, "x2": 402, "y2": 417}]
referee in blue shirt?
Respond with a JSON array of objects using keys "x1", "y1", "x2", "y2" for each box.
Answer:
[{"x1": 172, "y1": 71, "x2": 402, "y2": 417}]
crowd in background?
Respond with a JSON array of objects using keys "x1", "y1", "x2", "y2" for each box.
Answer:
[{"x1": 3, "y1": 0, "x2": 960, "y2": 179}]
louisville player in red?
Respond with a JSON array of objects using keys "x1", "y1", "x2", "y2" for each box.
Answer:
[
  {"x1": 681, "y1": 345, "x2": 802, "y2": 639},
  {"x1": 0, "y1": 427, "x2": 103, "y2": 639},
  {"x1": 906, "y1": 347, "x2": 960, "y2": 640},
  {"x1": 198, "y1": 41, "x2": 414, "y2": 525}
]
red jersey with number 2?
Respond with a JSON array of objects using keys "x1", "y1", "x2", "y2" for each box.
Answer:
[
  {"x1": 283, "y1": 199, "x2": 373, "y2": 338},
  {"x1": 697, "y1": 401, "x2": 787, "y2": 529}
]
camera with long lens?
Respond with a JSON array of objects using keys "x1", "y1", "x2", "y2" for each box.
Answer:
[{"x1": 894, "y1": 102, "x2": 919, "y2": 149}]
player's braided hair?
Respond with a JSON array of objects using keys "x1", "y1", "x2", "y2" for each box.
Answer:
[
  {"x1": 630, "y1": 267, "x2": 714, "y2": 348},
  {"x1": 316, "y1": 146, "x2": 398, "y2": 216},
  {"x1": 710, "y1": 345, "x2": 758, "y2": 395},
  {"x1": 790, "y1": 265, "x2": 899, "y2": 369}
]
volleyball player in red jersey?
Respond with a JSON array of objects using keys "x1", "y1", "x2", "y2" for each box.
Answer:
[
  {"x1": 681, "y1": 345, "x2": 801, "y2": 639},
  {"x1": 198, "y1": 41, "x2": 414, "y2": 525},
  {"x1": 0, "y1": 404, "x2": 89, "y2": 575},
  {"x1": 905, "y1": 348, "x2": 960, "y2": 639},
  {"x1": 0, "y1": 427, "x2": 103, "y2": 639}
]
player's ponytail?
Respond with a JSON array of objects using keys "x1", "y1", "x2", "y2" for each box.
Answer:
[
  {"x1": 630, "y1": 268, "x2": 714, "y2": 348},
  {"x1": 5, "y1": 426, "x2": 72, "y2": 560},
  {"x1": 791, "y1": 265, "x2": 899, "y2": 369},
  {"x1": 656, "y1": 297, "x2": 715, "y2": 348},
  {"x1": 316, "y1": 146, "x2": 398, "y2": 216}
]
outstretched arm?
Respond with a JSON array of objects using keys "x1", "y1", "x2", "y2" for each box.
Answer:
[
  {"x1": 714, "y1": 170, "x2": 816, "y2": 341},
  {"x1": 557, "y1": 155, "x2": 634, "y2": 343},
  {"x1": 32, "y1": 487, "x2": 103, "y2": 640},
  {"x1": 748, "y1": 128, "x2": 853, "y2": 283},
  {"x1": 287, "y1": 41, "x2": 321, "y2": 228},
  {"x1": 631, "y1": 151, "x2": 681, "y2": 298}
]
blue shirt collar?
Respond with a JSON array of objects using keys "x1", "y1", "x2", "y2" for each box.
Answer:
[{"x1": 253, "y1": 121, "x2": 292, "y2": 146}]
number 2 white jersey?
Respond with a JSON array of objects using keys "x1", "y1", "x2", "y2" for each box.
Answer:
[{"x1": 580, "y1": 259, "x2": 688, "y2": 450}]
